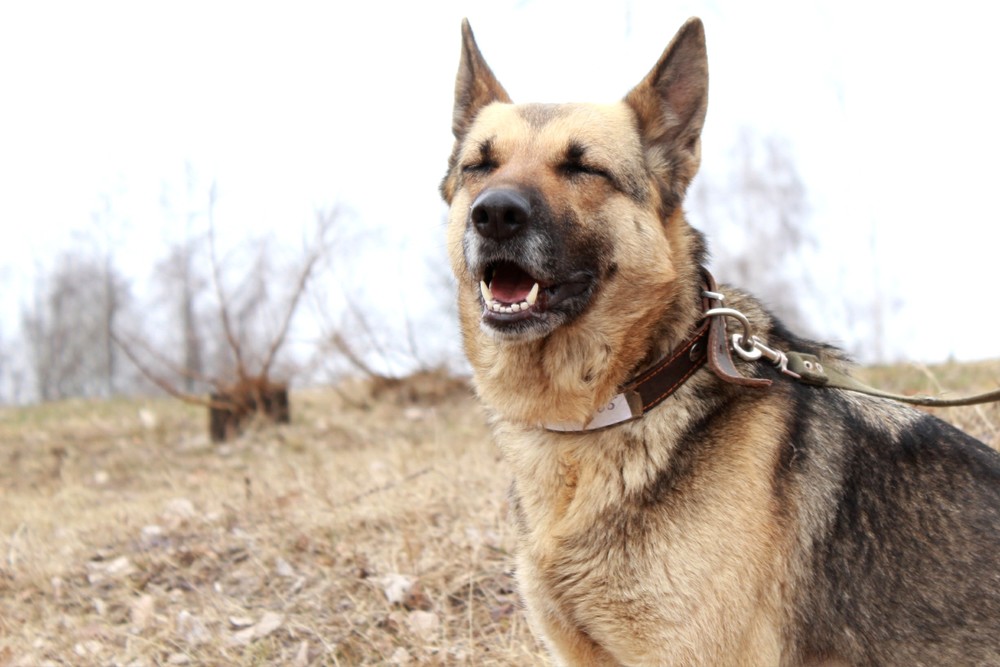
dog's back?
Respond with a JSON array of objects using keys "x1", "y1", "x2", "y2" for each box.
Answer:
[{"x1": 783, "y1": 379, "x2": 1000, "y2": 664}]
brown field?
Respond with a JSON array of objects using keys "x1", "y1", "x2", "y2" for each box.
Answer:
[{"x1": 1, "y1": 362, "x2": 997, "y2": 666}]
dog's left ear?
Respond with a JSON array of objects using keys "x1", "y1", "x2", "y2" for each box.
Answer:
[
  {"x1": 625, "y1": 18, "x2": 708, "y2": 200},
  {"x1": 451, "y1": 19, "x2": 512, "y2": 141}
]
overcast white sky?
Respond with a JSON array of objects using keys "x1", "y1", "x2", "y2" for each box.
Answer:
[{"x1": 1, "y1": 0, "x2": 998, "y2": 365}]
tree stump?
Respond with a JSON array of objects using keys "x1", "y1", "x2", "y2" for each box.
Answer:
[{"x1": 208, "y1": 378, "x2": 290, "y2": 442}]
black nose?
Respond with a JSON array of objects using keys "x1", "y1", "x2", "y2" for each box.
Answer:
[{"x1": 470, "y1": 188, "x2": 531, "y2": 241}]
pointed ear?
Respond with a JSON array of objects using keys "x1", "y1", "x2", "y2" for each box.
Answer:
[
  {"x1": 451, "y1": 19, "x2": 512, "y2": 141},
  {"x1": 624, "y1": 18, "x2": 708, "y2": 200}
]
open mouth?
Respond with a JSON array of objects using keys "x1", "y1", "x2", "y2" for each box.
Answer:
[
  {"x1": 478, "y1": 261, "x2": 593, "y2": 329},
  {"x1": 480, "y1": 262, "x2": 540, "y2": 318}
]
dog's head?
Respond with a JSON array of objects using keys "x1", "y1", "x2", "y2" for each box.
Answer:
[{"x1": 441, "y1": 19, "x2": 709, "y2": 423}]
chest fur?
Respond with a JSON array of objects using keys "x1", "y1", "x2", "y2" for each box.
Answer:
[{"x1": 498, "y1": 419, "x2": 790, "y2": 664}]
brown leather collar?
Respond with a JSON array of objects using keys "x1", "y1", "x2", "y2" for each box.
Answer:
[{"x1": 545, "y1": 269, "x2": 769, "y2": 432}]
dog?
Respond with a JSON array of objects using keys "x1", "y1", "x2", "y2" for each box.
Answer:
[{"x1": 441, "y1": 17, "x2": 1000, "y2": 666}]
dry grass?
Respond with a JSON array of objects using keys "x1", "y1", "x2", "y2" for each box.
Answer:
[
  {"x1": 857, "y1": 358, "x2": 1000, "y2": 444},
  {"x1": 0, "y1": 373, "x2": 543, "y2": 666},
  {"x1": 0, "y1": 362, "x2": 997, "y2": 666}
]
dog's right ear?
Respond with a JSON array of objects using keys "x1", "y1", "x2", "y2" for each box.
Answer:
[
  {"x1": 625, "y1": 18, "x2": 708, "y2": 204},
  {"x1": 451, "y1": 19, "x2": 512, "y2": 141}
]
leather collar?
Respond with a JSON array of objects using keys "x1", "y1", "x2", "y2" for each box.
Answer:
[{"x1": 545, "y1": 269, "x2": 769, "y2": 432}]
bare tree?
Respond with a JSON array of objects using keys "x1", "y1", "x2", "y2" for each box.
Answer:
[
  {"x1": 690, "y1": 129, "x2": 815, "y2": 333},
  {"x1": 153, "y1": 234, "x2": 209, "y2": 393},
  {"x1": 116, "y1": 190, "x2": 341, "y2": 442},
  {"x1": 0, "y1": 328, "x2": 11, "y2": 404},
  {"x1": 151, "y1": 162, "x2": 214, "y2": 393},
  {"x1": 312, "y1": 222, "x2": 466, "y2": 385},
  {"x1": 22, "y1": 252, "x2": 133, "y2": 401}
]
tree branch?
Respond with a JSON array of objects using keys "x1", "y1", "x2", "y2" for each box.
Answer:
[
  {"x1": 207, "y1": 181, "x2": 248, "y2": 382},
  {"x1": 259, "y1": 207, "x2": 337, "y2": 378},
  {"x1": 111, "y1": 329, "x2": 231, "y2": 410}
]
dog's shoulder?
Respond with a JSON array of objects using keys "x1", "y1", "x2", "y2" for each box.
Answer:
[
  {"x1": 719, "y1": 289, "x2": 1000, "y2": 662},
  {"x1": 791, "y1": 388, "x2": 1000, "y2": 663},
  {"x1": 715, "y1": 284, "x2": 1000, "y2": 538}
]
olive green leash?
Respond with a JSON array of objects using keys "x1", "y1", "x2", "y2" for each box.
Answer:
[
  {"x1": 705, "y1": 301, "x2": 1000, "y2": 408},
  {"x1": 784, "y1": 352, "x2": 1000, "y2": 407}
]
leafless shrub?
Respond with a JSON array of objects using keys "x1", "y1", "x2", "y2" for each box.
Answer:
[
  {"x1": 22, "y1": 252, "x2": 134, "y2": 401},
  {"x1": 115, "y1": 185, "x2": 341, "y2": 441}
]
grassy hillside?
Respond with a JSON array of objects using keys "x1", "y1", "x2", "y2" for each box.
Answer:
[{"x1": 0, "y1": 363, "x2": 997, "y2": 666}]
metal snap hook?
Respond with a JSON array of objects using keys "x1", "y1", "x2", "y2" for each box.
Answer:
[
  {"x1": 731, "y1": 333, "x2": 762, "y2": 361},
  {"x1": 704, "y1": 307, "x2": 755, "y2": 349}
]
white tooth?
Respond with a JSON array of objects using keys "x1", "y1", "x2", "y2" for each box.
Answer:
[
  {"x1": 511, "y1": 303, "x2": 521, "y2": 312},
  {"x1": 526, "y1": 282, "x2": 539, "y2": 306},
  {"x1": 480, "y1": 280, "x2": 492, "y2": 303},
  {"x1": 503, "y1": 306, "x2": 513, "y2": 314},
  {"x1": 491, "y1": 302, "x2": 502, "y2": 312}
]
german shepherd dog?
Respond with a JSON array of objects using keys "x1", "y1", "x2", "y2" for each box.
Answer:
[{"x1": 441, "y1": 17, "x2": 1000, "y2": 666}]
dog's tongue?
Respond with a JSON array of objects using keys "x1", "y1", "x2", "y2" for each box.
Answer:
[{"x1": 490, "y1": 263, "x2": 536, "y2": 303}]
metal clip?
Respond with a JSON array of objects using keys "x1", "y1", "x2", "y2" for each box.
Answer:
[
  {"x1": 704, "y1": 307, "x2": 755, "y2": 348},
  {"x1": 704, "y1": 306, "x2": 801, "y2": 379},
  {"x1": 701, "y1": 289, "x2": 726, "y2": 303},
  {"x1": 730, "y1": 334, "x2": 801, "y2": 379}
]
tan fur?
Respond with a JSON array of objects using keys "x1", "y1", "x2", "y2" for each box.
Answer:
[
  {"x1": 446, "y1": 103, "x2": 699, "y2": 426},
  {"x1": 443, "y1": 20, "x2": 709, "y2": 432},
  {"x1": 441, "y1": 18, "x2": 795, "y2": 665},
  {"x1": 443, "y1": 17, "x2": 1000, "y2": 667},
  {"x1": 491, "y1": 373, "x2": 793, "y2": 665}
]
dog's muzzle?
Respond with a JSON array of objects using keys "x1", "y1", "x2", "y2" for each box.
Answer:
[{"x1": 465, "y1": 186, "x2": 595, "y2": 339}]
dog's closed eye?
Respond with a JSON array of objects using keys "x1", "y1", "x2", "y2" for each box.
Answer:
[
  {"x1": 560, "y1": 142, "x2": 613, "y2": 183},
  {"x1": 462, "y1": 161, "x2": 497, "y2": 175},
  {"x1": 558, "y1": 160, "x2": 610, "y2": 180}
]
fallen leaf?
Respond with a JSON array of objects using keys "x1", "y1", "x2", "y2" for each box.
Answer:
[
  {"x1": 50, "y1": 577, "x2": 64, "y2": 601},
  {"x1": 162, "y1": 498, "x2": 197, "y2": 528},
  {"x1": 140, "y1": 525, "x2": 167, "y2": 549},
  {"x1": 253, "y1": 611, "x2": 284, "y2": 639},
  {"x1": 292, "y1": 640, "x2": 309, "y2": 667},
  {"x1": 176, "y1": 610, "x2": 210, "y2": 646},
  {"x1": 378, "y1": 573, "x2": 413, "y2": 606},
  {"x1": 406, "y1": 610, "x2": 440, "y2": 639},
  {"x1": 131, "y1": 595, "x2": 155, "y2": 631},
  {"x1": 228, "y1": 611, "x2": 284, "y2": 646},
  {"x1": 403, "y1": 581, "x2": 432, "y2": 611},
  {"x1": 73, "y1": 640, "x2": 103, "y2": 657},
  {"x1": 86, "y1": 556, "x2": 134, "y2": 585},
  {"x1": 229, "y1": 627, "x2": 255, "y2": 646},
  {"x1": 275, "y1": 557, "x2": 295, "y2": 578},
  {"x1": 489, "y1": 602, "x2": 516, "y2": 622},
  {"x1": 139, "y1": 408, "x2": 158, "y2": 430}
]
